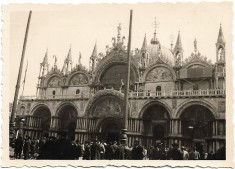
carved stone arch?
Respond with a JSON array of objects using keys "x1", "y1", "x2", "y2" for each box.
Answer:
[
  {"x1": 96, "y1": 117, "x2": 122, "y2": 133},
  {"x1": 93, "y1": 49, "x2": 139, "y2": 84},
  {"x1": 30, "y1": 103, "x2": 52, "y2": 116},
  {"x1": 45, "y1": 74, "x2": 62, "y2": 87},
  {"x1": 66, "y1": 71, "x2": 90, "y2": 86},
  {"x1": 30, "y1": 103, "x2": 52, "y2": 131},
  {"x1": 84, "y1": 89, "x2": 125, "y2": 117},
  {"x1": 139, "y1": 100, "x2": 173, "y2": 119},
  {"x1": 175, "y1": 99, "x2": 218, "y2": 119},
  {"x1": 55, "y1": 101, "x2": 79, "y2": 117},
  {"x1": 184, "y1": 61, "x2": 210, "y2": 69},
  {"x1": 143, "y1": 63, "x2": 177, "y2": 82}
]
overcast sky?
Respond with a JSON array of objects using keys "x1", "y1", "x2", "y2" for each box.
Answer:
[{"x1": 5, "y1": 3, "x2": 232, "y2": 101}]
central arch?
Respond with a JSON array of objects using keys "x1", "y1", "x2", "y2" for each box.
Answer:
[
  {"x1": 97, "y1": 117, "x2": 122, "y2": 143},
  {"x1": 57, "y1": 103, "x2": 78, "y2": 140},
  {"x1": 141, "y1": 102, "x2": 171, "y2": 148}
]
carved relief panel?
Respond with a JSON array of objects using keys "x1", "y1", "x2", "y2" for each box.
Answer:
[
  {"x1": 69, "y1": 73, "x2": 88, "y2": 86},
  {"x1": 146, "y1": 67, "x2": 173, "y2": 82}
]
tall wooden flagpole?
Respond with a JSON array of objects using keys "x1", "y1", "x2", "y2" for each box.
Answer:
[
  {"x1": 120, "y1": 10, "x2": 133, "y2": 144},
  {"x1": 10, "y1": 11, "x2": 32, "y2": 140}
]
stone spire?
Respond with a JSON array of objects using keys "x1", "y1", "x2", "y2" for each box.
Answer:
[
  {"x1": 90, "y1": 42, "x2": 98, "y2": 71},
  {"x1": 141, "y1": 34, "x2": 148, "y2": 51},
  {"x1": 174, "y1": 31, "x2": 183, "y2": 52},
  {"x1": 173, "y1": 32, "x2": 183, "y2": 67},
  {"x1": 91, "y1": 42, "x2": 97, "y2": 58},
  {"x1": 62, "y1": 45, "x2": 73, "y2": 74},
  {"x1": 217, "y1": 23, "x2": 225, "y2": 45},
  {"x1": 40, "y1": 49, "x2": 49, "y2": 76},
  {"x1": 216, "y1": 24, "x2": 226, "y2": 62}
]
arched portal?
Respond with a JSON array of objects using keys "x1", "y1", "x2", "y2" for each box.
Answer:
[
  {"x1": 57, "y1": 105, "x2": 78, "y2": 140},
  {"x1": 142, "y1": 104, "x2": 170, "y2": 147},
  {"x1": 33, "y1": 105, "x2": 51, "y2": 137},
  {"x1": 180, "y1": 105, "x2": 215, "y2": 153},
  {"x1": 99, "y1": 118, "x2": 122, "y2": 144}
]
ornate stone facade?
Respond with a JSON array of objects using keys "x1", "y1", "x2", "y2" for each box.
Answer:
[{"x1": 16, "y1": 24, "x2": 226, "y2": 153}]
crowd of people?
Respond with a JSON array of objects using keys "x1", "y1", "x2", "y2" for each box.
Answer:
[{"x1": 11, "y1": 134, "x2": 226, "y2": 160}]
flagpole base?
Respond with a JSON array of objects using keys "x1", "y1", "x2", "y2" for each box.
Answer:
[{"x1": 120, "y1": 128, "x2": 128, "y2": 144}]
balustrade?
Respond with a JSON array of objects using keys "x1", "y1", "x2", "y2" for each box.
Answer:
[
  {"x1": 20, "y1": 88, "x2": 225, "y2": 101},
  {"x1": 24, "y1": 116, "x2": 42, "y2": 128}
]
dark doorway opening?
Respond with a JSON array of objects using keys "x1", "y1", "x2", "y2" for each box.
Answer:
[
  {"x1": 58, "y1": 105, "x2": 78, "y2": 140},
  {"x1": 106, "y1": 132, "x2": 119, "y2": 144},
  {"x1": 153, "y1": 125, "x2": 165, "y2": 140},
  {"x1": 100, "y1": 119, "x2": 121, "y2": 143}
]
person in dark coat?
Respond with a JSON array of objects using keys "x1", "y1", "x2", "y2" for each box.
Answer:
[
  {"x1": 30, "y1": 140, "x2": 37, "y2": 159},
  {"x1": 38, "y1": 136, "x2": 57, "y2": 159},
  {"x1": 55, "y1": 132, "x2": 73, "y2": 160},
  {"x1": 167, "y1": 143, "x2": 183, "y2": 160},
  {"x1": 75, "y1": 140, "x2": 83, "y2": 159},
  {"x1": 90, "y1": 140, "x2": 100, "y2": 160},
  {"x1": 23, "y1": 136, "x2": 31, "y2": 160},
  {"x1": 110, "y1": 141, "x2": 118, "y2": 159},
  {"x1": 14, "y1": 136, "x2": 23, "y2": 159},
  {"x1": 115, "y1": 140, "x2": 126, "y2": 160},
  {"x1": 104, "y1": 142, "x2": 113, "y2": 160},
  {"x1": 207, "y1": 151, "x2": 215, "y2": 160},
  {"x1": 215, "y1": 145, "x2": 226, "y2": 160},
  {"x1": 83, "y1": 141, "x2": 91, "y2": 160},
  {"x1": 151, "y1": 143, "x2": 162, "y2": 160},
  {"x1": 131, "y1": 140, "x2": 144, "y2": 160}
]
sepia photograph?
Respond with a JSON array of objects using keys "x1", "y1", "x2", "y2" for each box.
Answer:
[{"x1": 1, "y1": 2, "x2": 234, "y2": 168}]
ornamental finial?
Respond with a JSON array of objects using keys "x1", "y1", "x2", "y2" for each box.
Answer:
[{"x1": 194, "y1": 38, "x2": 198, "y2": 53}]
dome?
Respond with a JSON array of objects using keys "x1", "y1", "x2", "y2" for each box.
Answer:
[{"x1": 146, "y1": 43, "x2": 174, "y2": 66}]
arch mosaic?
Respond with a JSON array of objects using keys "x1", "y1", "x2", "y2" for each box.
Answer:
[
  {"x1": 85, "y1": 89, "x2": 124, "y2": 117},
  {"x1": 47, "y1": 75, "x2": 62, "y2": 87},
  {"x1": 67, "y1": 71, "x2": 90, "y2": 86},
  {"x1": 139, "y1": 100, "x2": 173, "y2": 118},
  {"x1": 184, "y1": 61, "x2": 210, "y2": 69},
  {"x1": 175, "y1": 99, "x2": 218, "y2": 119},
  {"x1": 93, "y1": 49, "x2": 139, "y2": 84},
  {"x1": 143, "y1": 63, "x2": 176, "y2": 82}
]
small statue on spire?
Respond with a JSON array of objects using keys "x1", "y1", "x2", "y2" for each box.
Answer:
[
  {"x1": 78, "y1": 52, "x2": 82, "y2": 65},
  {"x1": 53, "y1": 55, "x2": 57, "y2": 67},
  {"x1": 112, "y1": 23, "x2": 125, "y2": 48},
  {"x1": 194, "y1": 38, "x2": 198, "y2": 53}
]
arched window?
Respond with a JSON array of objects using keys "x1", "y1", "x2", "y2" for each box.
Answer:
[
  {"x1": 76, "y1": 89, "x2": 80, "y2": 95},
  {"x1": 156, "y1": 86, "x2": 161, "y2": 95},
  {"x1": 52, "y1": 90, "x2": 56, "y2": 98}
]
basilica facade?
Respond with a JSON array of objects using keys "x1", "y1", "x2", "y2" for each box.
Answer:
[{"x1": 15, "y1": 24, "x2": 226, "y2": 153}]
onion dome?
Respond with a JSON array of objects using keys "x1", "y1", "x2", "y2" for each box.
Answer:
[{"x1": 140, "y1": 32, "x2": 174, "y2": 66}]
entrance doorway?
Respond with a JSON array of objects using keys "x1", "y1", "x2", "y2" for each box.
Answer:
[
  {"x1": 58, "y1": 105, "x2": 78, "y2": 140},
  {"x1": 100, "y1": 119, "x2": 121, "y2": 143},
  {"x1": 106, "y1": 132, "x2": 119, "y2": 143}
]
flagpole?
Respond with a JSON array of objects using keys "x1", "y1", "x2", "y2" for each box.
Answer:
[
  {"x1": 21, "y1": 60, "x2": 28, "y2": 96},
  {"x1": 10, "y1": 11, "x2": 32, "y2": 141},
  {"x1": 120, "y1": 10, "x2": 133, "y2": 144}
]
